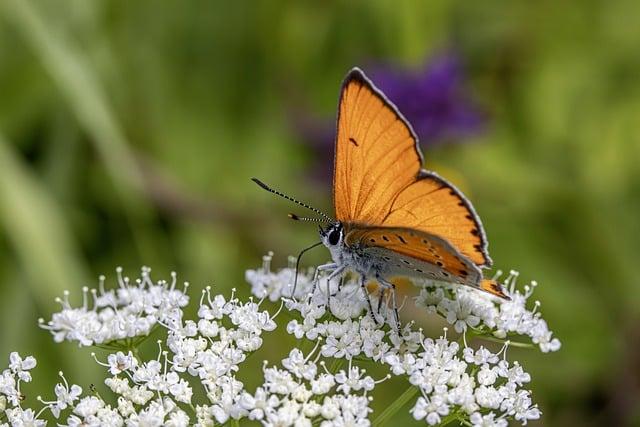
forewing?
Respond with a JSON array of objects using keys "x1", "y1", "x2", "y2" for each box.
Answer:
[
  {"x1": 382, "y1": 171, "x2": 492, "y2": 267},
  {"x1": 333, "y1": 68, "x2": 422, "y2": 224}
]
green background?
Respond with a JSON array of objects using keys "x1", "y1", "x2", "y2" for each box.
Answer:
[{"x1": 0, "y1": 1, "x2": 639, "y2": 425}]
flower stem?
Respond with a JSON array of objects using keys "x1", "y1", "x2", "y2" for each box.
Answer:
[
  {"x1": 327, "y1": 357, "x2": 343, "y2": 374},
  {"x1": 372, "y1": 385, "x2": 418, "y2": 426},
  {"x1": 481, "y1": 335, "x2": 534, "y2": 348}
]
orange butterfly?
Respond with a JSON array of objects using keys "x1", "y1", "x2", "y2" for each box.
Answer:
[{"x1": 254, "y1": 67, "x2": 508, "y2": 324}]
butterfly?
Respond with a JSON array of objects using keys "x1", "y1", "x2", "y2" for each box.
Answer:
[{"x1": 253, "y1": 67, "x2": 508, "y2": 325}]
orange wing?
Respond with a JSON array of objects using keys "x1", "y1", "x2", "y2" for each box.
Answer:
[
  {"x1": 383, "y1": 171, "x2": 491, "y2": 267},
  {"x1": 344, "y1": 225, "x2": 480, "y2": 284},
  {"x1": 333, "y1": 68, "x2": 422, "y2": 224},
  {"x1": 344, "y1": 225, "x2": 508, "y2": 299},
  {"x1": 333, "y1": 68, "x2": 491, "y2": 268}
]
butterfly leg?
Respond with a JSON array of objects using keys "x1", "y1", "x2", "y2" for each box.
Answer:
[
  {"x1": 310, "y1": 263, "x2": 338, "y2": 302},
  {"x1": 376, "y1": 275, "x2": 401, "y2": 331},
  {"x1": 331, "y1": 275, "x2": 346, "y2": 298},
  {"x1": 324, "y1": 266, "x2": 345, "y2": 310},
  {"x1": 376, "y1": 284, "x2": 385, "y2": 315},
  {"x1": 360, "y1": 275, "x2": 379, "y2": 326}
]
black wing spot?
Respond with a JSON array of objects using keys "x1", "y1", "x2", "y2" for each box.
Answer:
[
  {"x1": 416, "y1": 269, "x2": 423, "y2": 273},
  {"x1": 382, "y1": 235, "x2": 389, "y2": 241},
  {"x1": 349, "y1": 137, "x2": 359, "y2": 147},
  {"x1": 383, "y1": 256, "x2": 391, "y2": 261},
  {"x1": 370, "y1": 238, "x2": 376, "y2": 243},
  {"x1": 474, "y1": 244, "x2": 482, "y2": 251},
  {"x1": 465, "y1": 214, "x2": 473, "y2": 220},
  {"x1": 471, "y1": 229, "x2": 479, "y2": 236},
  {"x1": 396, "y1": 235, "x2": 407, "y2": 244},
  {"x1": 449, "y1": 190, "x2": 457, "y2": 196},
  {"x1": 459, "y1": 270, "x2": 468, "y2": 277},
  {"x1": 458, "y1": 201, "x2": 465, "y2": 207},
  {"x1": 436, "y1": 261, "x2": 444, "y2": 267},
  {"x1": 443, "y1": 272, "x2": 450, "y2": 277},
  {"x1": 402, "y1": 260, "x2": 411, "y2": 265}
]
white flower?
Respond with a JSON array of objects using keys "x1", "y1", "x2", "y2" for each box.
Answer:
[
  {"x1": 168, "y1": 377, "x2": 193, "y2": 404},
  {"x1": 441, "y1": 294, "x2": 482, "y2": 332},
  {"x1": 0, "y1": 370, "x2": 19, "y2": 406},
  {"x1": 415, "y1": 287, "x2": 445, "y2": 314},
  {"x1": 239, "y1": 387, "x2": 279, "y2": 420},
  {"x1": 74, "y1": 396, "x2": 105, "y2": 417},
  {"x1": 282, "y1": 349, "x2": 317, "y2": 381},
  {"x1": 8, "y1": 352, "x2": 36, "y2": 382},
  {"x1": 107, "y1": 351, "x2": 137, "y2": 375},
  {"x1": 5, "y1": 407, "x2": 46, "y2": 427},
  {"x1": 44, "y1": 372, "x2": 82, "y2": 418},
  {"x1": 411, "y1": 395, "x2": 449, "y2": 425},
  {"x1": 335, "y1": 365, "x2": 375, "y2": 394},
  {"x1": 464, "y1": 346, "x2": 499, "y2": 366},
  {"x1": 470, "y1": 411, "x2": 508, "y2": 427},
  {"x1": 477, "y1": 365, "x2": 498, "y2": 386},
  {"x1": 311, "y1": 373, "x2": 336, "y2": 395}
]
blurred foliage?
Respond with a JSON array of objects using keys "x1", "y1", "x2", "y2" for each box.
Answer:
[{"x1": 0, "y1": 0, "x2": 639, "y2": 425}]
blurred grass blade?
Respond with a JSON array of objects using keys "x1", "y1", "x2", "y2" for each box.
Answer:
[
  {"x1": 1, "y1": 0, "x2": 159, "y2": 257},
  {"x1": 0, "y1": 133, "x2": 88, "y2": 305},
  {"x1": 372, "y1": 385, "x2": 418, "y2": 426}
]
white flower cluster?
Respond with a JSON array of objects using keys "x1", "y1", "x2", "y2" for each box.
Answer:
[
  {"x1": 244, "y1": 253, "x2": 562, "y2": 426},
  {"x1": 3, "y1": 276, "x2": 278, "y2": 425},
  {"x1": 1, "y1": 257, "x2": 560, "y2": 426},
  {"x1": 415, "y1": 271, "x2": 561, "y2": 352},
  {"x1": 0, "y1": 352, "x2": 43, "y2": 426},
  {"x1": 39, "y1": 267, "x2": 189, "y2": 346},
  {"x1": 240, "y1": 345, "x2": 386, "y2": 426}
]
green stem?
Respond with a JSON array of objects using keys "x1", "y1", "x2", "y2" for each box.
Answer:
[
  {"x1": 327, "y1": 358, "x2": 344, "y2": 374},
  {"x1": 372, "y1": 385, "x2": 418, "y2": 426},
  {"x1": 480, "y1": 335, "x2": 534, "y2": 349},
  {"x1": 231, "y1": 419, "x2": 240, "y2": 427}
]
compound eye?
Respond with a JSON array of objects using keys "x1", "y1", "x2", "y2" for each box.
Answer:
[{"x1": 328, "y1": 229, "x2": 340, "y2": 245}]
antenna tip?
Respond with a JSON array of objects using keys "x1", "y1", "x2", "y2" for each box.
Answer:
[
  {"x1": 288, "y1": 213, "x2": 300, "y2": 221},
  {"x1": 251, "y1": 177, "x2": 267, "y2": 188}
]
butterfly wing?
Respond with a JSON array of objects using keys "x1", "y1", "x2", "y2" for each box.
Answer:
[
  {"x1": 345, "y1": 225, "x2": 507, "y2": 298},
  {"x1": 333, "y1": 68, "x2": 491, "y2": 268},
  {"x1": 333, "y1": 68, "x2": 422, "y2": 224},
  {"x1": 382, "y1": 171, "x2": 491, "y2": 267},
  {"x1": 345, "y1": 225, "x2": 480, "y2": 284}
]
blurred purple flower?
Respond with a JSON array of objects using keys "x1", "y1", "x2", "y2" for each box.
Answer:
[
  {"x1": 369, "y1": 53, "x2": 485, "y2": 143},
  {"x1": 289, "y1": 52, "x2": 487, "y2": 183}
]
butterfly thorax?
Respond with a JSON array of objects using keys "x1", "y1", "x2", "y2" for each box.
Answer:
[{"x1": 320, "y1": 221, "x2": 384, "y2": 277}]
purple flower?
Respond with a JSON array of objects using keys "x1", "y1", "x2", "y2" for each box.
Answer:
[
  {"x1": 369, "y1": 52, "x2": 485, "y2": 144},
  {"x1": 289, "y1": 52, "x2": 487, "y2": 183}
]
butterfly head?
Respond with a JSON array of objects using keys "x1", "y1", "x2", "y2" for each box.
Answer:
[{"x1": 319, "y1": 222, "x2": 344, "y2": 249}]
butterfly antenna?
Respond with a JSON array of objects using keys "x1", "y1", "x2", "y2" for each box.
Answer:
[
  {"x1": 288, "y1": 213, "x2": 326, "y2": 223},
  {"x1": 252, "y1": 178, "x2": 334, "y2": 223},
  {"x1": 290, "y1": 241, "x2": 324, "y2": 299}
]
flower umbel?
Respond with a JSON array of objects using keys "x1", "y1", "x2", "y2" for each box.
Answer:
[
  {"x1": 39, "y1": 267, "x2": 189, "y2": 347},
  {"x1": 2, "y1": 259, "x2": 559, "y2": 425}
]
